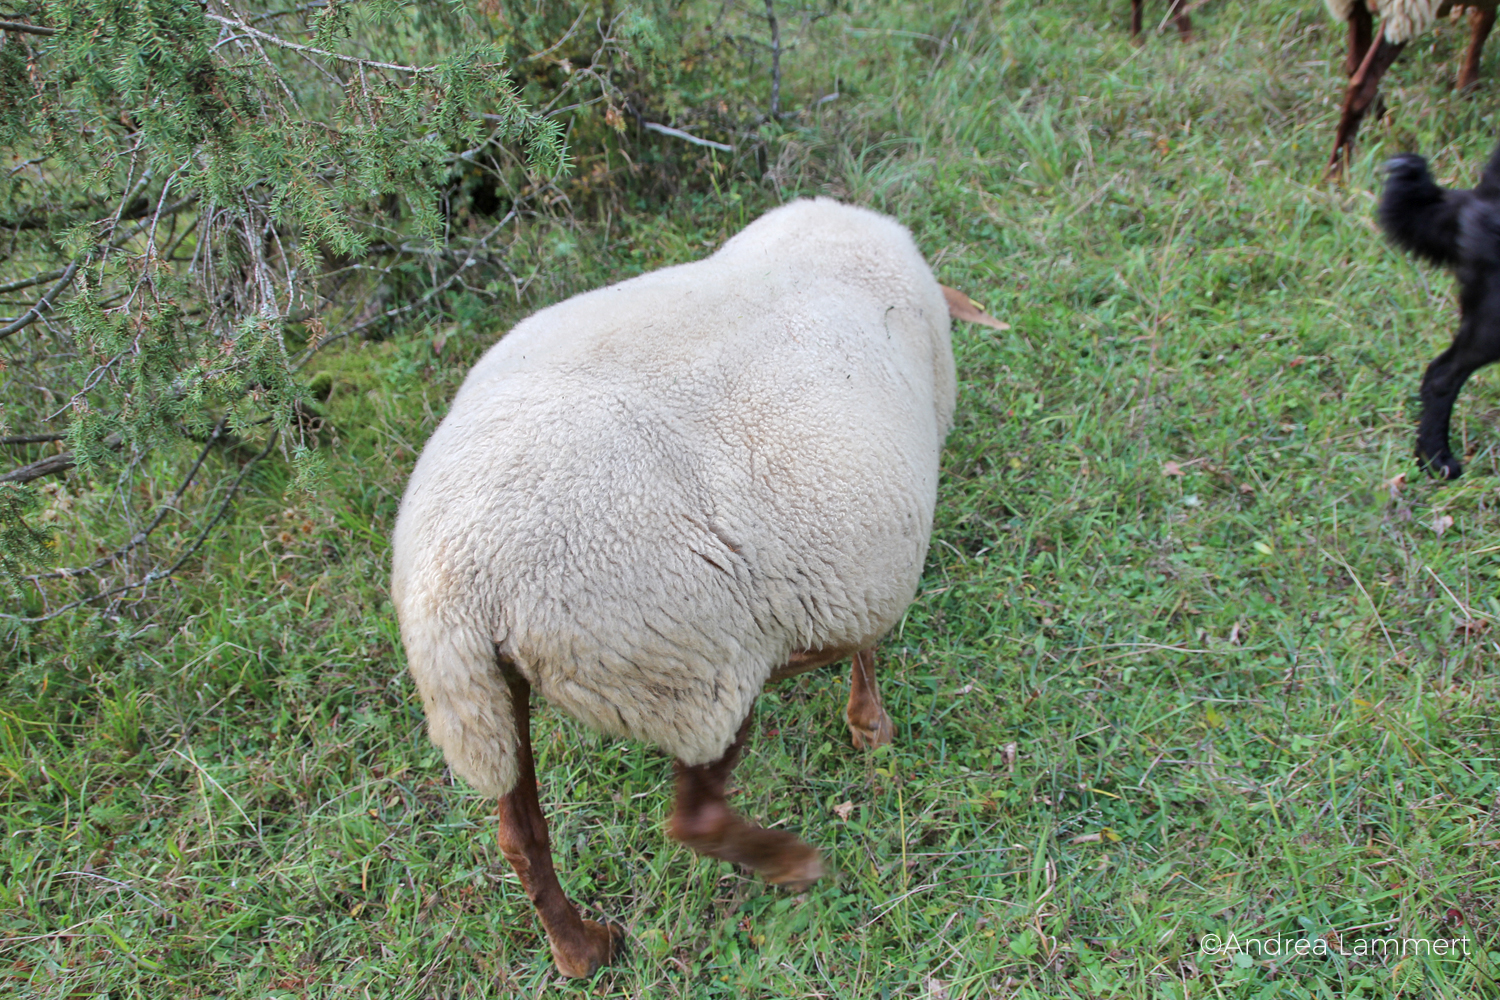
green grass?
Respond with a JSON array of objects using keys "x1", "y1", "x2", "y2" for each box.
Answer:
[{"x1": 6, "y1": 1, "x2": 1500, "y2": 996}]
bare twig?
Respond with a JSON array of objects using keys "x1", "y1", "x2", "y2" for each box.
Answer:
[
  {"x1": 2, "y1": 430, "x2": 279, "y2": 623},
  {"x1": 0, "y1": 269, "x2": 66, "y2": 296},
  {"x1": 643, "y1": 122, "x2": 734, "y2": 152},
  {"x1": 26, "y1": 421, "x2": 226, "y2": 583},
  {"x1": 0, "y1": 433, "x2": 66, "y2": 446},
  {"x1": 524, "y1": 7, "x2": 590, "y2": 63},
  {"x1": 764, "y1": 0, "x2": 781, "y2": 118},
  {"x1": 0, "y1": 259, "x2": 81, "y2": 341},
  {"x1": 203, "y1": 12, "x2": 436, "y2": 74},
  {"x1": 0, "y1": 433, "x2": 124, "y2": 485},
  {"x1": 0, "y1": 20, "x2": 57, "y2": 36},
  {"x1": 0, "y1": 452, "x2": 75, "y2": 485}
]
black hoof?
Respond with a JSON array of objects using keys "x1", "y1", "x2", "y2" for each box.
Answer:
[{"x1": 1418, "y1": 451, "x2": 1463, "y2": 481}]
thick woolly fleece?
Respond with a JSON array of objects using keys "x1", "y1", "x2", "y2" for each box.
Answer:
[
  {"x1": 1322, "y1": 0, "x2": 1483, "y2": 44},
  {"x1": 391, "y1": 198, "x2": 957, "y2": 798}
]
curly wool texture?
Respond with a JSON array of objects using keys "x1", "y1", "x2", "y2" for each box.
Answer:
[
  {"x1": 1322, "y1": 0, "x2": 1463, "y2": 44},
  {"x1": 391, "y1": 199, "x2": 957, "y2": 798}
]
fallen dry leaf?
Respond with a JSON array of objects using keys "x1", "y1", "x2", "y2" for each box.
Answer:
[
  {"x1": 1433, "y1": 514, "x2": 1454, "y2": 536},
  {"x1": 940, "y1": 284, "x2": 1010, "y2": 330},
  {"x1": 832, "y1": 800, "x2": 854, "y2": 821},
  {"x1": 1002, "y1": 741, "x2": 1018, "y2": 773},
  {"x1": 1070, "y1": 832, "x2": 1103, "y2": 844},
  {"x1": 1162, "y1": 461, "x2": 1185, "y2": 477},
  {"x1": 1385, "y1": 472, "x2": 1407, "y2": 499}
]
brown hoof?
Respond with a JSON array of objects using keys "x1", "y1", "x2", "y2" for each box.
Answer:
[
  {"x1": 549, "y1": 918, "x2": 623, "y2": 979},
  {"x1": 762, "y1": 837, "x2": 825, "y2": 892},
  {"x1": 847, "y1": 705, "x2": 894, "y2": 750}
]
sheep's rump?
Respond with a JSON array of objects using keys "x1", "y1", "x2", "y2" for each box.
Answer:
[{"x1": 392, "y1": 199, "x2": 955, "y2": 792}]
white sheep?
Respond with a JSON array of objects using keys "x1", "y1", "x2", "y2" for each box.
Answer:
[
  {"x1": 1324, "y1": 0, "x2": 1499, "y2": 170},
  {"x1": 390, "y1": 198, "x2": 958, "y2": 977}
]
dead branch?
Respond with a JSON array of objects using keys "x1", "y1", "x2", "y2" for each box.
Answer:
[
  {"x1": 0, "y1": 433, "x2": 66, "y2": 446},
  {"x1": 26, "y1": 421, "x2": 226, "y2": 582},
  {"x1": 764, "y1": 0, "x2": 781, "y2": 119},
  {"x1": 0, "y1": 269, "x2": 67, "y2": 296},
  {"x1": 0, "y1": 452, "x2": 76, "y2": 485},
  {"x1": 0, "y1": 434, "x2": 122, "y2": 484},
  {"x1": 203, "y1": 12, "x2": 437, "y2": 74},
  {"x1": 0, "y1": 20, "x2": 57, "y2": 36},
  {"x1": 2, "y1": 430, "x2": 279, "y2": 623},
  {"x1": 0, "y1": 260, "x2": 79, "y2": 341}
]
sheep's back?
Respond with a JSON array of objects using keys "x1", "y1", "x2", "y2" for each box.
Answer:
[{"x1": 393, "y1": 199, "x2": 952, "y2": 766}]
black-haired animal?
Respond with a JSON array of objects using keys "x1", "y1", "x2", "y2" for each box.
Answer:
[{"x1": 1379, "y1": 144, "x2": 1500, "y2": 479}]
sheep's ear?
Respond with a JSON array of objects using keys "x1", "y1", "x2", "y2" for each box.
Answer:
[{"x1": 941, "y1": 285, "x2": 1009, "y2": 330}]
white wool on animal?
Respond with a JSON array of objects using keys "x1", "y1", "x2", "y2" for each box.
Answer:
[
  {"x1": 1324, "y1": 0, "x2": 1476, "y2": 44},
  {"x1": 390, "y1": 198, "x2": 956, "y2": 798}
]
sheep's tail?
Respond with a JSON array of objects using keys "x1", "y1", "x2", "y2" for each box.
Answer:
[
  {"x1": 1379, "y1": 153, "x2": 1464, "y2": 267},
  {"x1": 401, "y1": 613, "x2": 520, "y2": 798}
]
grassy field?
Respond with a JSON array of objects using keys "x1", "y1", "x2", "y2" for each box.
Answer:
[{"x1": 6, "y1": 0, "x2": 1500, "y2": 996}]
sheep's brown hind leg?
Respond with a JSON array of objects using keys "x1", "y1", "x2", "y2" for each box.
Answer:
[
  {"x1": 668, "y1": 712, "x2": 824, "y2": 891},
  {"x1": 1458, "y1": 6, "x2": 1496, "y2": 92},
  {"x1": 1169, "y1": 0, "x2": 1192, "y2": 42},
  {"x1": 845, "y1": 648, "x2": 894, "y2": 749},
  {"x1": 496, "y1": 669, "x2": 622, "y2": 978},
  {"x1": 1345, "y1": 2, "x2": 1373, "y2": 77}
]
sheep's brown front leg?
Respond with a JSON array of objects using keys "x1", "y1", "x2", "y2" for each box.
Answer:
[
  {"x1": 1328, "y1": 32, "x2": 1405, "y2": 174},
  {"x1": 1458, "y1": 6, "x2": 1497, "y2": 92},
  {"x1": 845, "y1": 648, "x2": 894, "y2": 749},
  {"x1": 668, "y1": 712, "x2": 824, "y2": 891},
  {"x1": 496, "y1": 670, "x2": 621, "y2": 978}
]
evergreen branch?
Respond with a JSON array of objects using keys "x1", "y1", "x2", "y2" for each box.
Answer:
[
  {"x1": 0, "y1": 260, "x2": 81, "y2": 341},
  {"x1": 0, "y1": 19, "x2": 56, "y2": 36},
  {"x1": 25, "y1": 421, "x2": 226, "y2": 583},
  {"x1": 0, "y1": 193, "x2": 194, "y2": 335},
  {"x1": 1, "y1": 431, "x2": 279, "y2": 623},
  {"x1": 203, "y1": 12, "x2": 436, "y2": 74}
]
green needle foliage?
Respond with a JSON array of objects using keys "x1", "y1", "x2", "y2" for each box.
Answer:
[
  {"x1": 0, "y1": 0, "x2": 816, "y2": 626},
  {"x1": 0, "y1": 0, "x2": 566, "y2": 622}
]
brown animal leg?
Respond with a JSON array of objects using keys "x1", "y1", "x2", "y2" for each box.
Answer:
[
  {"x1": 1458, "y1": 6, "x2": 1497, "y2": 92},
  {"x1": 1346, "y1": 1, "x2": 1373, "y2": 77},
  {"x1": 496, "y1": 669, "x2": 621, "y2": 978},
  {"x1": 668, "y1": 712, "x2": 824, "y2": 891},
  {"x1": 1328, "y1": 31, "x2": 1406, "y2": 175},
  {"x1": 1169, "y1": 0, "x2": 1192, "y2": 41},
  {"x1": 1131, "y1": 0, "x2": 1144, "y2": 39},
  {"x1": 845, "y1": 648, "x2": 894, "y2": 749}
]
